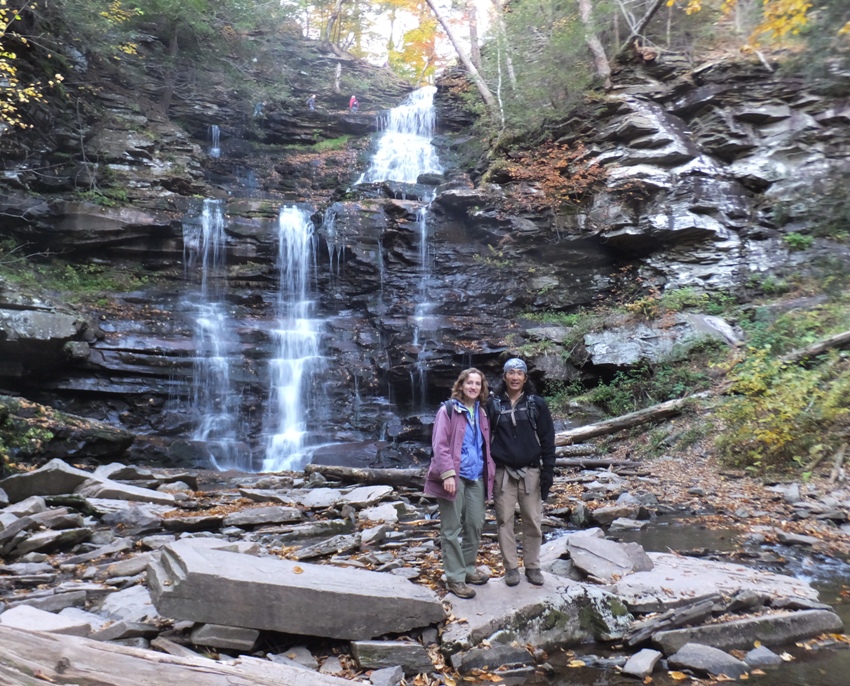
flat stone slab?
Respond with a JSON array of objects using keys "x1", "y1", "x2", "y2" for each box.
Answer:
[
  {"x1": 653, "y1": 609, "x2": 844, "y2": 654},
  {"x1": 89, "y1": 620, "x2": 160, "y2": 642},
  {"x1": 295, "y1": 488, "x2": 341, "y2": 509},
  {"x1": 622, "y1": 648, "x2": 662, "y2": 678},
  {"x1": 148, "y1": 539, "x2": 444, "y2": 640},
  {"x1": 222, "y1": 506, "x2": 302, "y2": 527},
  {"x1": 10, "y1": 527, "x2": 91, "y2": 557},
  {"x1": 76, "y1": 480, "x2": 176, "y2": 506},
  {"x1": 613, "y1": 553, "x2": 820, "y2": 613},
  {"x1": 567, "y1": 536, "x2": 653, "y2": 583},
  {"x1": 0, "y1": 458, "x2": 94, "y2": 503},
  {"x1": 341, "y1": 485, "x2": 393, "y2": 507},
  {"x1": 668, "y1": 642, "x2": 748, "y2": 679},
  {"x1": 350, "y1": 640, "x2": 434, "y2": 675},
  {"x1": 440, "y1": 572, "x2": 632, "y2": 654},
  {"x1": 0, "y1": 604, "x2": 91, "y2": 636},
  {"x1": 191, "y1": 623, "x2": 260, "y2": 651},
  {"x1": 238, "y1": 489, "x2": 299, "y2": 506},
  {"x1": 98, "y1": 584, "x2": 160, "y2": 624}
]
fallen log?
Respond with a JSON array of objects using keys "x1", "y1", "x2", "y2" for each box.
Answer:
[
  {"x1": 555, "y1": 443, "x2": 598, "y2": 456},
  {"x1": 779, "y1": 329, "x2": 850, "y2": 366},
  {"x1": 554, "y1": 393, "x2": 709, "y2": 447},
  {"x1": 304, "y1": 464, "x2": 424, "y2": 488},
  {"x1": 555, "y1": 458, "x2": 641, "y2": 469},
  {"x1": 0, "y1": 625, "x2": 351, "y2": 686}
]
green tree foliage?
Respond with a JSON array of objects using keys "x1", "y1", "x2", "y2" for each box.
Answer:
[
  {"x1": 716, "y1": 292, "x2": 850, "y2": 473},
  {"x1": 716, "y1": 349, "x2": 850, "y2": 473},
  {"x1": 477, "y1": 0, "x2": 605, "y2": 133}
]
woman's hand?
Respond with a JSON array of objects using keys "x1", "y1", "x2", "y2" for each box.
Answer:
[{"x1": 443, "y1": 476, "x2": 457, "y2": 495}]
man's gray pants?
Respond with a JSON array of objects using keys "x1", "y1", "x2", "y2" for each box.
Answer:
[{"x1": 494, "y1": 466, "x2": 542, "y2": 571}]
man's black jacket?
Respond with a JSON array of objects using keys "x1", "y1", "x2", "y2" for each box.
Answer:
[{"x1": 487, "y1": 393, "x2": 556, "y2": 477}]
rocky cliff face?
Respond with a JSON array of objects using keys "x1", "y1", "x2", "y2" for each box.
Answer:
[{"x1": 1, "y1": 41, "x2": 848, "y2": 471}]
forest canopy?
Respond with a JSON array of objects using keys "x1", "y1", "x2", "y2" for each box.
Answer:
[{"x1": 1, "y1": 0, "x2": 848, "y2": 134}]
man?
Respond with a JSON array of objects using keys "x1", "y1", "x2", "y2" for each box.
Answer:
[
  {"x1": 306, "y1": 94, "x2": 316, "y2": 111},
  {"x1": 487, "y1": 358, "x2": 556, "y2": 586}
]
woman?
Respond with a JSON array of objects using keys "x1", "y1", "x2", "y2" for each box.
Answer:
[{"x1": 425, "y1": 368, "x2": 496, "y2": 599}]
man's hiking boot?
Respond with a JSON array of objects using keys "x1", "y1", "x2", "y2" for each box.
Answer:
[
  {"x1": 504, "y1": 568, "x2": 521, "y2": 587},
  {"x1": 525, "y1": 568, "x2": 544, "y2": 586},
  {"x1": 466, "y1": 569, "x2": 489, "y2": 585},
  {"x1": 447, "y1": 581, "x2": 476, "y2": 599}
]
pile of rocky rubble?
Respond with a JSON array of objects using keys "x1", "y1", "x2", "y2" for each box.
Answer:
[{"x1": 0, "y1": 458, "x2": 845, "y2": 685}]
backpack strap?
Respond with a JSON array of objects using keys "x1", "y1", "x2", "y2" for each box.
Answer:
[{"x1": 526, "y1": 395, "x2": 538, "y2": 433}]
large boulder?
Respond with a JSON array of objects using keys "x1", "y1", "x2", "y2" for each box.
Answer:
[
  {"x1": 0, "y1": 397, "x2": 134, "y2": 467},
  {"x1": 148, "y1": 539, "x2": 445, "y2": 640},
  {"x1": 440, "y1": 573, "x2": 632, "y2": 654}
]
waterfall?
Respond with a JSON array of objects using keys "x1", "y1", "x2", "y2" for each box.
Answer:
[
  {"x1": 208, "y1": 124, "x2": 221, "y2": 159},
  {"x1": 183, "y1": 199, "x2": 247, "y2": 470},
  {"x1": 322, "y1": 205, "x2": 345, "y2": 293},
  {"x1": 410, "y1": 205, "x2": 436, "y2": 407},
  {"x1": 357, "y1": 87, "x2": 442, "y2": 412},
  {"x1": 357, "y1": 86, "x2": 442, "y2": 184},
  {"x1": 262, "y1": 206, "x2": 323, "y2": 472}
]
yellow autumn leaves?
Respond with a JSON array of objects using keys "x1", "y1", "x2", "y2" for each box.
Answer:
[
  {"x1": 667, "y1": 0, "x2": 848, "y2": 46},
  {"x1": 0, "y1": 1, "x2": 63, "y2": 133}
]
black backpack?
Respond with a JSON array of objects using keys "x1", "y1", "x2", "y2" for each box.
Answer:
[
  {"x1": 488, "y1": 394, "x2": 540, "y2": 443},
  {"x1": 428, "y1": 400, "x2": 457, "y2": 460}
]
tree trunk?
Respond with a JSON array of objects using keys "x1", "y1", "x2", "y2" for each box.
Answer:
[
  {"x1": 577, "y1": 0, "x2": 612, "y2": 88},
  {"x1": 489, "y1": 0, "x2": 517, "y2": 89},
  {"x1": 466, "y1": 0, "x2": 481, "y2": 69},
  {"x1": 554, "y1": 392, "x2": 710, "y2": 446},
  {"x1": 324, "y1": 0, "x2": 346, "y2": 44},
  {"x1": 304, "y1": 464, "x2": 424, "y2": 488},
  {"x1": 424, "y1": 0, "x2": 497, "y2": 112},
  {"x1": 778, "y1": 329, "x2": 850, "y2": 365},
  {"x1": 0, "y1": 625, "x2": 351, "y2": 685},
  {"x1": 615, "y1": 0, "x2": 667, "y2": 59}
]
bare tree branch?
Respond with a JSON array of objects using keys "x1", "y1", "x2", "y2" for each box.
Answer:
[
  {"x1": 424, "y1": 0, "x2": 497, "y2": 112},
  {"x1": 615, "y1": 0, "x2": 667, "y2": 59}
]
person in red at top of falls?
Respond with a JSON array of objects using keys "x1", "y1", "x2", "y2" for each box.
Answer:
[{"x1": 349, "y1": 95, "x2": 358, "y2": 112}]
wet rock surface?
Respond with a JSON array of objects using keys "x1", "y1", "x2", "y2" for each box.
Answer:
[
  {"x1": 1, "y1": 456, "x2": 846, "y2": 683},
  {"x1": 3, "y1": 51, "x2": 850, "y2": 466}
]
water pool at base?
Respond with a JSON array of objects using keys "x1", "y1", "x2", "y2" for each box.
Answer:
[{"x1": 490, "y1": 518, "x2": 850, "y2": 686}]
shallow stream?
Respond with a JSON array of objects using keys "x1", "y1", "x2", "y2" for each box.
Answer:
[{"x1": 497, "y1": 518, "x2": 850, "y2": 686}]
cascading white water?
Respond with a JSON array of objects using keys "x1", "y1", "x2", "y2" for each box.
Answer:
[
  {"x1": 410, "y1": 205, "x2": 436, "y2": 407},
  {"x1": 208, "y1": 124, "x2": 221, "y2": 159},
  {"x1": 262, "y1": 206, "x2": 322, "y2": 472},
  {"x1": 355, "y1": 87, "x2": 443, "y2": 410},
  {"x1": 322, "y1": 205, "x2": 345, "y2": 293},
  {"x1": 183, "y1": 199, "x2": 247, "y2": 470},
  {"x1": 357, "y1": 86, "x2": 442, "y2": 184}
]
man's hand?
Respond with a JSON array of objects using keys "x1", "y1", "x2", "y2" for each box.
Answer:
[
  {"x1": 443, "y1": 476, "x2": 457, "y2": 495},
  {"x1": 540, "y1": 471, "x2": 553, "y2": 501}
]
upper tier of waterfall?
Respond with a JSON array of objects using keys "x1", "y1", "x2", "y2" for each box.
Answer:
[{"x1": 357, "y1": 86, "x2": 442, "y2": 184}]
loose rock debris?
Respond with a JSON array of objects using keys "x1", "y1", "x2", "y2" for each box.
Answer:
[{"x1": 0, "y1": 455, "x2": 848, "y2": 684}]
